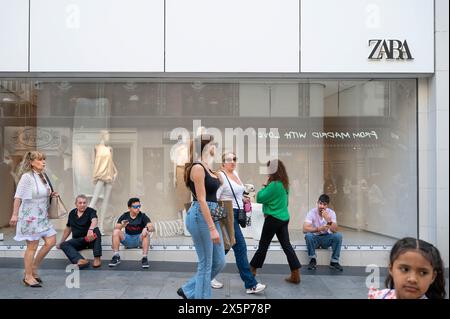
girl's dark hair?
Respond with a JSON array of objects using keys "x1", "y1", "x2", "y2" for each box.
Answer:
[
  {"x1": 184, "y1": 134, "x2": 214, "y2": 187},
  {"x1": 385, "y1": 237, "x2": 446, "y2": 299},
  {"x1": 266, "y1": 159, "x2": 289, "y2": 191}
]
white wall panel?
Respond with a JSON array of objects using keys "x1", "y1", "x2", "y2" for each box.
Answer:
[
  {"x1": 166, "y1": 0, "x2": 299, "y2": 72},
  {"x1": 30, "y1": 0, "x2": 164, "y2": 72},
  {"x1": 0, "y1": 0, "x2": 29, "y2": 72},
  {"x1": 301, "y1": 0, "x2": 434, "y2": 73}
]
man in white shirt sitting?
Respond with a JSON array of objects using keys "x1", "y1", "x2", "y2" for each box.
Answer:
[{"x1": 303, "y1": 194, "x2": 343, "y2": 271}]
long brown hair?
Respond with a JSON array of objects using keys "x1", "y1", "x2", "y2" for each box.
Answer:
[
  {"x1": 18, "y1": 151, "x2": 46, "y2": 179},
  {"x1": 267, "y1": 159, "x2": 289, "y2": 191},
  {"x1": 184, "y1": 134, "x2": 214, "y2": 187}
]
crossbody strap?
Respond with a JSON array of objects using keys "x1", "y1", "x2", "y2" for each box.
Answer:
[
  {"x1": 222, "y1": 171, "x2": 240, "y2": 210},
  {"x1": 44, "y1": 173, "x2": 54, "y2": 192},
  {"x1": 44, "y1": 172, "x2": 59, "y2": 206}
]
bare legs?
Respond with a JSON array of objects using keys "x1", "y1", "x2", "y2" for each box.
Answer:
[
  {"x1": 111, "y1": 229, "x2": 125, "y2": 252},
  {"x1": 141, "y1": 230, "x2": 150, "y2": 256},
  {"x1": 90, "y1": 180, "x2": 113, "y2": 233},
  {"x1": 24, "y1": 240, "x2": 39, "y2": 284},
  {"x1": 24, "y1": 235, "x2": 56, "y2": 284}
]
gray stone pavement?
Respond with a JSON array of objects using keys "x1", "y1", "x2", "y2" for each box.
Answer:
[{"x1": 0, "y1": 258, "x2": 448, "y2": 299}]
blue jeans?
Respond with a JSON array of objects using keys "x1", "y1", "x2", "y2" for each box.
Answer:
[
  {"x1": 304, "y1": 232, "x2": 343, "y2": 263},
  {"x1": 227, "y1": 209, "x2": 258, "y2": 289},
  {"x1": 182, "y1": 201, "x2": 226, "y2": 299}
]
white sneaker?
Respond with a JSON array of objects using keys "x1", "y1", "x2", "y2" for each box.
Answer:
[
  {"x1": 211, "y1": 278, "x2": 224, "y2": 289},
  {"x1": 246, "y1": 283, "x2": 266, "y2": 294}
]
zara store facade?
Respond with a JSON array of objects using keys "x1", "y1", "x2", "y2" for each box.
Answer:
[{"x1": 0, "y1": 0, "x2": 448, "y2": 266}]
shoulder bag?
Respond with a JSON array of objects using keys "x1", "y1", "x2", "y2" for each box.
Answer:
[
  {"x1": 44, "y1": 173, "x2": 68, "y2": 219},
  {"x1": 222, "y1": 171, "x2": 247, "y2": 228}
]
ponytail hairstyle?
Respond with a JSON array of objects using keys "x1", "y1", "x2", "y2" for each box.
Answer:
[
  {"x1": 385, "y1": 237, "x2": 446, "y2": 299},
  {"x1": 184, "y1": 134, "x2": 214, "y2": 187},
  {"x1": 17, "y1": 151, "x2": 46, "y2": 179}
]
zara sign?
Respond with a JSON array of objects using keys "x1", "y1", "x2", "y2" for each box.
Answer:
[{"x1": 368, "y1": 39, "x2": 414, "y2": 60}]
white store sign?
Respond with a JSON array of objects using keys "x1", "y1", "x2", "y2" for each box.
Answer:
[{"x1": 300, "y1": 0, "x2": 434, "y2": 73}]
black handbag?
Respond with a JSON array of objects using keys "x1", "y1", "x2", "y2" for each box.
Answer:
[
  {"x1": 222, "y1": 171, "x2": 247, "y2": 228},
  {"x1": 210, "y1": 201, "x2": 227, "y2": 222},
  {"x1": 191, "y1": 193, "x2": 227, "y2": 222}
]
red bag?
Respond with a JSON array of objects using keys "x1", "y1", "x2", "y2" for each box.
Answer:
[{"x1": 85, "y1": 233, "x2": 98, "y2": 242}]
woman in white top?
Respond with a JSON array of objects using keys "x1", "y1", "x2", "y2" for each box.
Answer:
[
  {"x1": 9, "y1": 151, "x2": 57, "y2": 287},
  {"x1": 212, "y1": 152, "x2": 266, "y2": 294}
]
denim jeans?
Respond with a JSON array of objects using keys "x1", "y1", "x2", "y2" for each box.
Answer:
[
  {"x1": 60, "y1": 228, "x2": 102, "y2": 263},
  {"x1": 182, "y1": 201, "x2": 226, "y2": 299},
  {"x1": 304, "y1": 232, "x2": 343, "y2": 263},
  {"x1": 227, "y1": 208, "x2": 258, "y2": 289}
]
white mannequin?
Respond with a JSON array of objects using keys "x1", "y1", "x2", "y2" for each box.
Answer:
[
  {"x1": 89, "y1": 130, "x2": 118, "y2": 233},
  {"x1": 170, "y1": 135, "x2": 190, "y2": 212},
  {"x1": 170, "y1": 135, "x2": 189, "y2": 186}
]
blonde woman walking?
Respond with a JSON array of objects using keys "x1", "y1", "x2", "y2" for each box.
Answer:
[{"x1": 9, "y1": 151, "x2": 57, "y2": 287}]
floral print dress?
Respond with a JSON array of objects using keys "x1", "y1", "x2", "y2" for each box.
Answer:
[{"x1": 14, "y1": 171, "x2": 56, "y2": 241}]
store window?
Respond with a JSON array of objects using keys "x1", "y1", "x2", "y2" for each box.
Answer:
[{"x1": 0, "y1": 79, "x2": 417, "y2": 246}]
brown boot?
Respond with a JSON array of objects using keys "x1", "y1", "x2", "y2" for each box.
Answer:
[
  {"x1": 285, "y1": 268, "x2": 301, "y2": 284},
  {"x1": 250, "y1": 266, "x2": 257, "y2": 277}
]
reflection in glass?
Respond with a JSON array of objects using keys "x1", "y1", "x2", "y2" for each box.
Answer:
[{"x1": 0, "y1": 79, "x2": 417, "y2": 246}]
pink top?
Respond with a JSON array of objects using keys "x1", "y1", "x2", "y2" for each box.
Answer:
[
  {"x1": 368, "y1": 288, "x2": 397, "y2": 299},
  {"x1": 368, "y1": 288, "x2": 427, "y2": 299}
]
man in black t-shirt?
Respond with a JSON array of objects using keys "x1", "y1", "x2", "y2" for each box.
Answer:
[
  {"x1": 57, "y1": 194, "x2": 102, "y2": 268},
  {"x1": 109, "y1": 197, "x2": 154, "y2": 269}
]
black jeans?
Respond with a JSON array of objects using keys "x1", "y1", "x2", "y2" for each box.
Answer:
[
  {"x1": 60, "y1": 228, "x2": 102, "y2": 263},
  {"x1": 250, "y1": 215, "x2": 301, "y2": 271}
]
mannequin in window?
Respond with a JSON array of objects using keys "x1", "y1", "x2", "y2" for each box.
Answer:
[
  {"x1": 89, "y1": 130, "x2": 118, "y2": 233},
  {"x1": 170, "y1": 135, "x2": 190, "y2": 213}
]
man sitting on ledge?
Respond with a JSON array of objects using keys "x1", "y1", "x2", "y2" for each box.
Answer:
[
  {"x1": 109, "y1": 197, "x2": 154, "y2": 269},
  {"x1": 57, "y1": 194, "x2": 102, "y2": 269},
  {"x1": 303, "y1": 194, "x2": 343, "y2": 271}
]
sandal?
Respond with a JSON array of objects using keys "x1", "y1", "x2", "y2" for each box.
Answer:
[
  {"x1": 23, "y1": 278, "x2": 42, "y2": 288},
  {"x1": 24, "y1": 272, "x2": 43, "y2": 284}
]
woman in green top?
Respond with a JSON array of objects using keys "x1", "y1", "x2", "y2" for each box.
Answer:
[{"x1": 249, "y1": 159, "x2": 301, "y2": 284}]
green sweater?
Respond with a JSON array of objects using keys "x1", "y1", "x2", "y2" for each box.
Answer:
[{"x1": 256, "y1": 181, "x2": 290, "y2": 221}]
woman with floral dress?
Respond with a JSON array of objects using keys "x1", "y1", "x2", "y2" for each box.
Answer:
[{"x1": 9, "y1": 151, "x2": 57, "y2": 287}]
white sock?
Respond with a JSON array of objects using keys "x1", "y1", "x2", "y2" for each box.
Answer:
[{"x1": 114, "y1": 251, "x2": 120, "y2": 256}]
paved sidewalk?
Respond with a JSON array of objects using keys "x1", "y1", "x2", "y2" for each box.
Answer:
[{"x1": 0, "y1": 258, "x2": 448, "y2": 299}]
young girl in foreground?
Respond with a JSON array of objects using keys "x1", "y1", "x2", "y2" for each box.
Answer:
[{"x1": 369, "y1": 237, "x2": 446, "y2": 299}]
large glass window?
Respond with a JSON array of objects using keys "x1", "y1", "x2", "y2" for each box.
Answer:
[{"x1": 0, "y1": 79, "x2": 417, "y2": 246}]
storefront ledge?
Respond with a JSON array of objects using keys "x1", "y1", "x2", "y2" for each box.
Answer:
[
  {"x1": 0, "y1": 244, "x2": 392, "y2": 251},
  {"x1": 0, "y1": 245, "x2": 391, "y2": 266}
]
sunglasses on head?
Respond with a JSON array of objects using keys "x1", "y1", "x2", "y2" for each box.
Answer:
[{"x1": 131, "y1": 204, "x2": 141, "y2": 209}]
